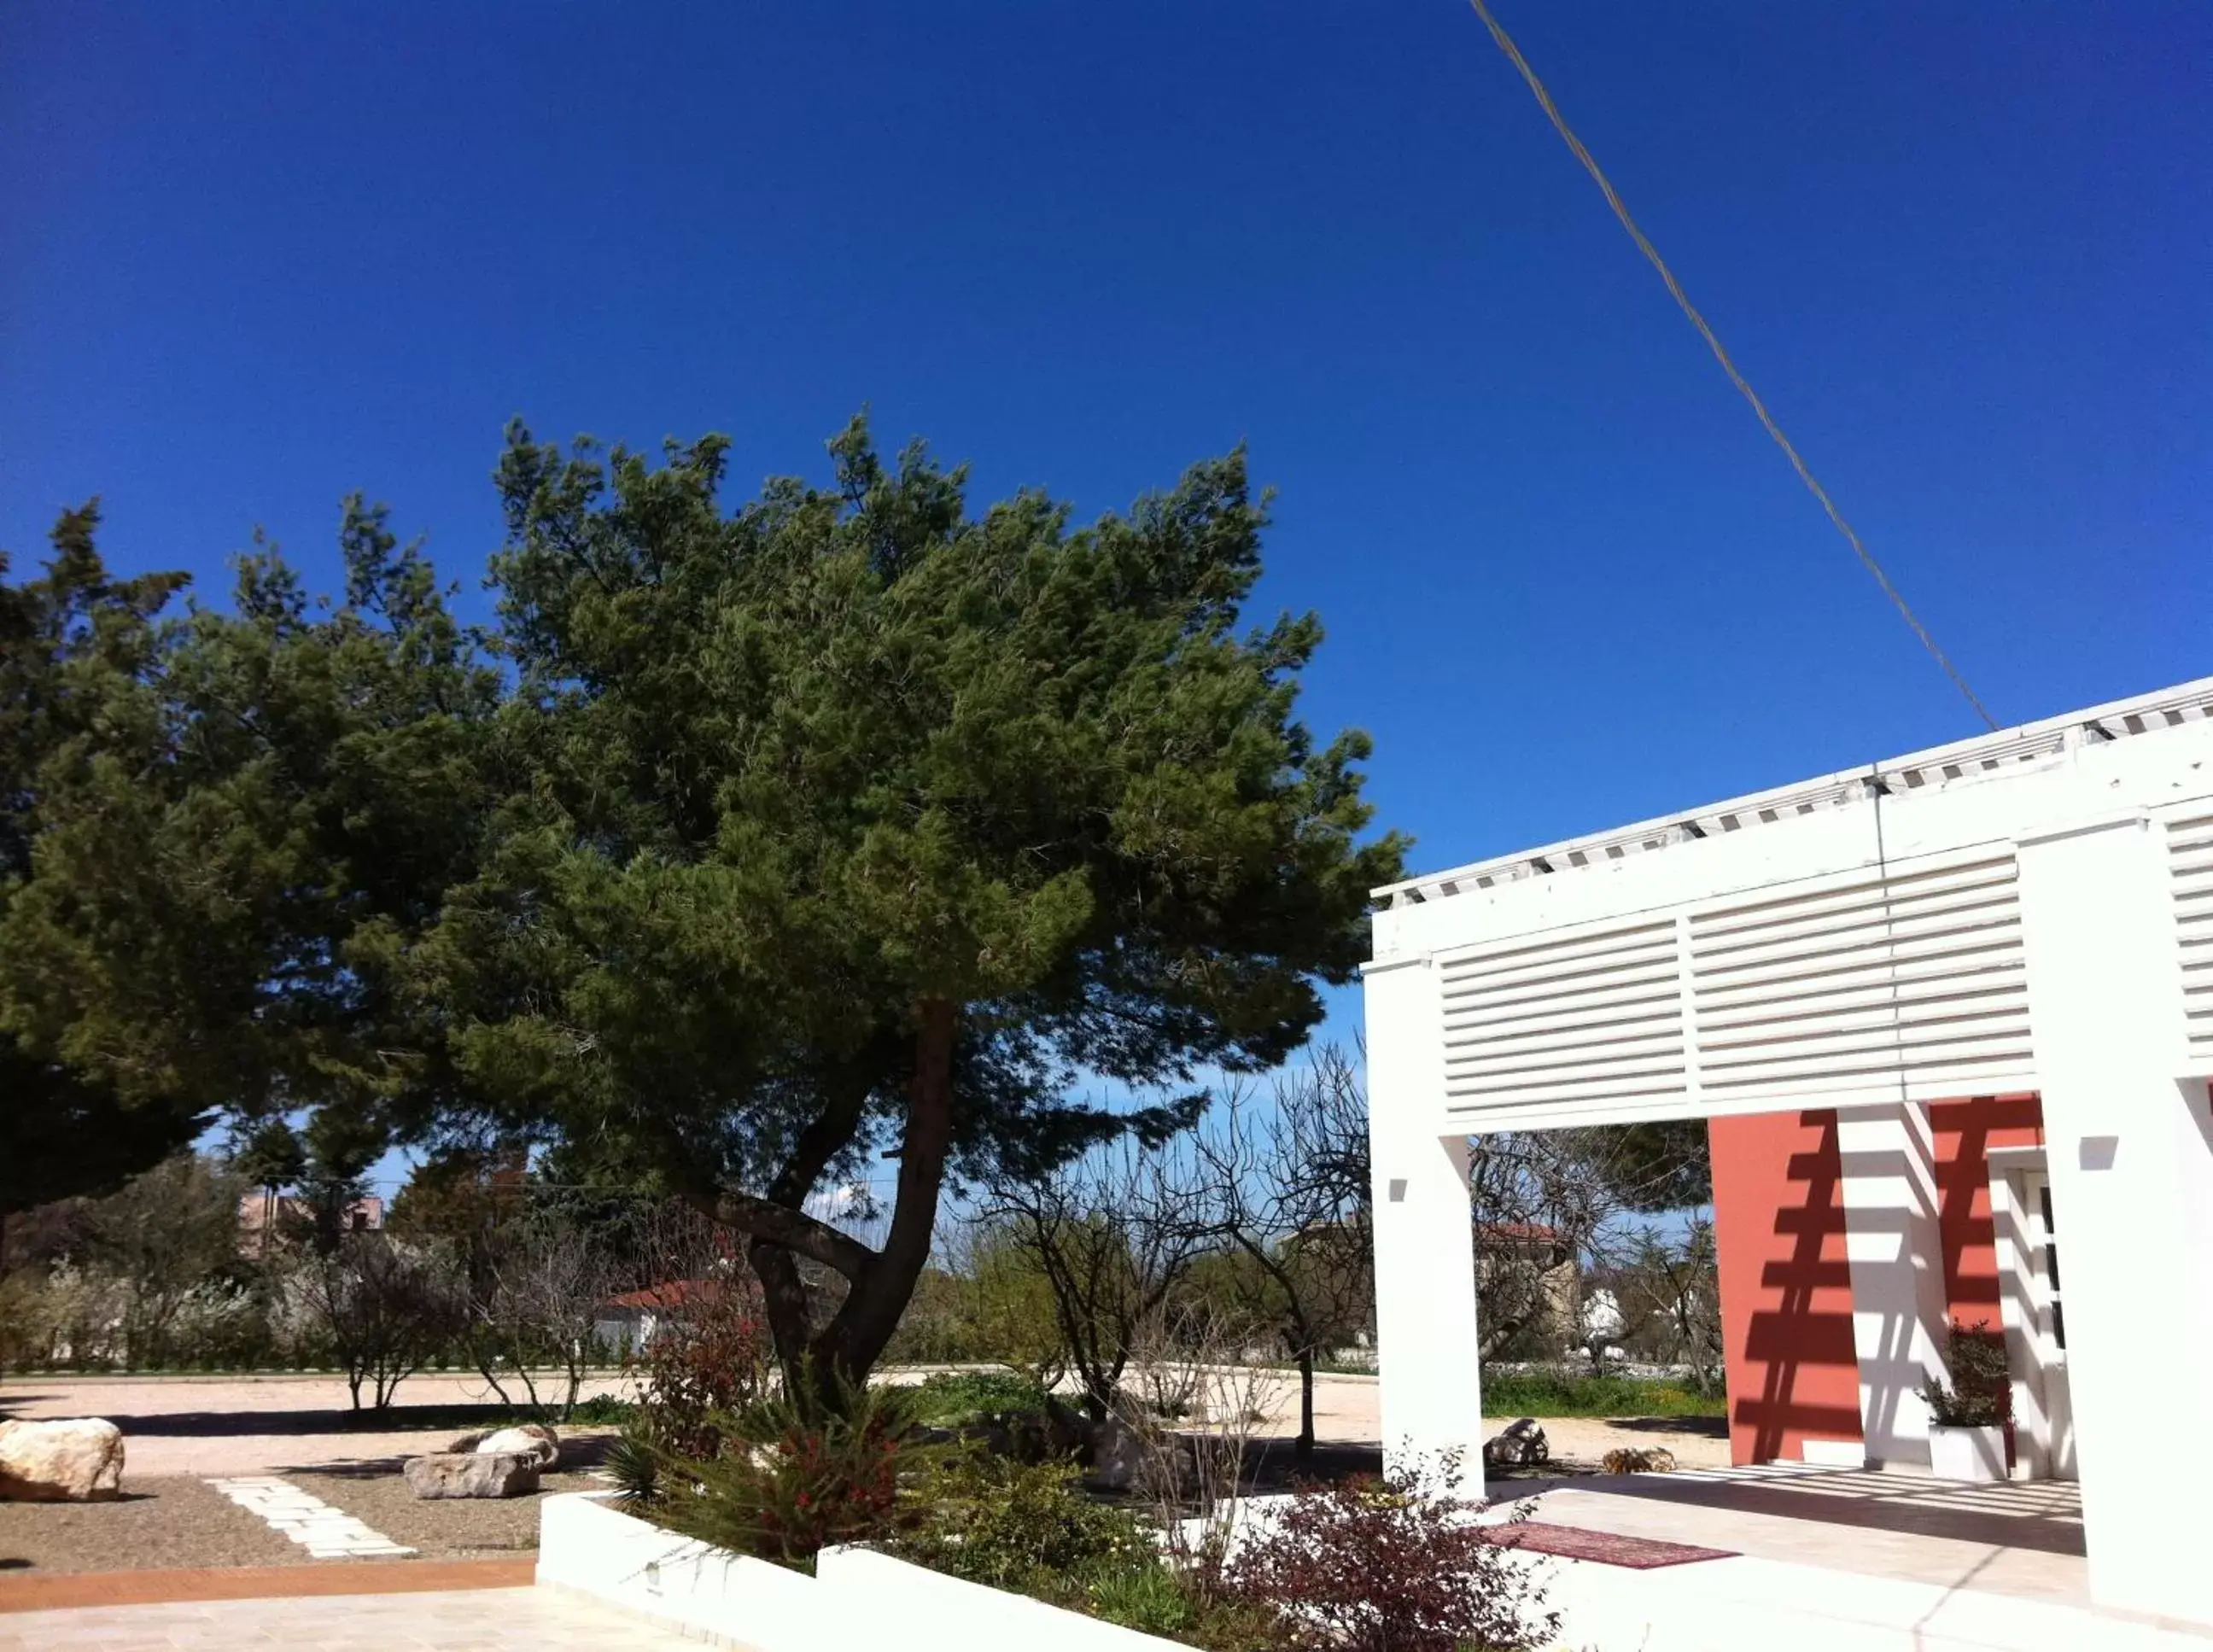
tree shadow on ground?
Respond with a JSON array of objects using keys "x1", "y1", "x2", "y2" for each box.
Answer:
[
  {"x1": 297, "y1": 1435, "x2": 614, "y2": 1479},
  {"x1": 1602, "y1": 1416, "x2": 1728, "y2": 1439},
  {"x1": 38, "y1": 1403, "x2": 593, "y2": 1439}
]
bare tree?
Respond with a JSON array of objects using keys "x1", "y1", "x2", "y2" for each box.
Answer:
[
  {"x1": 1464, "y1": 1125, "x2": 1709, "y2": 1362},
  {"x1": 1189, "y1": 1044, "x2": 1375, "y2": 1458},
  {"x1": 1609, "y1": 1214, "x2": 1725, "y2": 1392},
  {"x1": 305, "y1": 1232, "x2": 466, "y2": 1410},
  {"x1": 984, "y1": 1138, "x2": 1212, "y2": 1421},
  {"x1": 1122, "y1": 1296, "x2": 1283, "y2": 1579},
  {"x1": 469, "y1": 1209, "x2": 619, "y2": 1417}
]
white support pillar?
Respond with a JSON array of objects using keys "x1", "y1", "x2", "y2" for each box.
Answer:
[
  {"x1": 1836, "y1": 1101, "x2": 1950, "y2": 1468},
  {"x1": 1364, "y1": 956, "x2": 1486, "y2": 1496},
  {"x1": 2017, "y1": 814, "x2": 2213, "y2": 1627}
]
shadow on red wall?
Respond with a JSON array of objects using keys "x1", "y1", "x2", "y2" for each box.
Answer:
[
  {"x1": 1712, "y1": 1108, "x2": 1865, "y2": 1465},
  {"x1": 1930, "y1": 1094, "x2": 2044, "y2": 1328}
]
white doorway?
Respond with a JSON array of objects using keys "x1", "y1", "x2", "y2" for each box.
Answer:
[{"x1": 2019, "y1": 1168, "x2": 2077, "y2": 1480}]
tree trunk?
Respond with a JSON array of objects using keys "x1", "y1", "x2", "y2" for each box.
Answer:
[
  {"x1": 1298, "y1": 1346, "x2": 1316, "y2": 1460},
  {"x1": 803, "y1": 998, "x2": 958, "y2": 1404}
]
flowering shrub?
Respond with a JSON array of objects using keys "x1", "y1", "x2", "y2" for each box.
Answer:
[{"x1": 1220, "y1": 1449, "x2": 1559, "y2": 1652}]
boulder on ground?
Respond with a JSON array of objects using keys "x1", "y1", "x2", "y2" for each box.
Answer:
[
  {"x1": 1482, "y1": 1417, "x2": 1549, "y2": 1468},
  {"x1": 0, "y1": 1418, "x2": 125, "y2": 1502},
  {"x1": 1082, "y1": 1412, "x2": 1149, "y2": 1491},
  {"x1": 404, "y1": 1451, "x2": 541, "y2": 1498},
  {"x1": 473, "y1": 1423, "x2": 559, "y2": 1468}
]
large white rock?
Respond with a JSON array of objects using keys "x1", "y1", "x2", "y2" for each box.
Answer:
[
  {"x1": 473, "y1": 1423, "x2": 560, "y2": 1468},
  {"x1": 0, "y1": 1418, "x2": 126, "y2": 1502}
]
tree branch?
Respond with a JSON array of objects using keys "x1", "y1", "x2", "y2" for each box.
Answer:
[{"x1": 710, "y1": 1188, "x2": 875, "y2": 1280}]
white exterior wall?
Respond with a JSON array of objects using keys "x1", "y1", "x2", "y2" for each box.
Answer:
[
  {"x1": 1364, "y1": 954, "x2": 1487, "y2": 1495},
  {"x1": 1363, "y1": 677, "x2": 2213, "y2": 1627},
  {"x1": 2015, "y1": 817, "x2": 2213, "y2": 1626},
  {"x1": 1835, "y1": 1102, "x2": 1950, "y2": 1468}
]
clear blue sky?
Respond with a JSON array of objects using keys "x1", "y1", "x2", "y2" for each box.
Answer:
[{"x1": 7, "y1": 3, "x2": 2210, "y2": 1156}]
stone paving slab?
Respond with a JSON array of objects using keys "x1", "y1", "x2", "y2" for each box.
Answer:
[
  {"x1": 205, "y1": 1476, "x2": 415, "y2": 1560},
  {"x1": 0, "y1": 1585, "x2": 702, "y2": 1650}
]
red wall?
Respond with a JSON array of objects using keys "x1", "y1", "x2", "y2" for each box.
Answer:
[
  {"x1": 1711, "y1": 1095, "x2": 2047, "y2": 1465},
  {"x1": 1711, "y1": 1109, "x2": 1865, "y2": 1465},
  {"x1": 1930, "y1": 1094, "x2": 2044, "y2": 1331}
]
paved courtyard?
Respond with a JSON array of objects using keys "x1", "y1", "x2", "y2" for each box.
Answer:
[
  {"x1": 0, "y1": 1586, "x2": 698, "y2": 1651},
  {"x1": 1505, "y1": 1462, "x2": 2088, "y2": 1605}
]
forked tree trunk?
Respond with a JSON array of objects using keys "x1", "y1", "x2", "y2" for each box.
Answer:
[{"x1": 736, "y1": 1001, "x2": 961, "y2": 1415}]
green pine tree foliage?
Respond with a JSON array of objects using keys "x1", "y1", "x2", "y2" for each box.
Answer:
[
  {"x1": 0, "y1": 496, "x2": 501, "y2": 1174},
  {"x1": 410, "y1": 416, "x2": 1406, "y2": 1389},
  {"x1": 0, "y1": 505, "x2": 206, "y2": 1214}
]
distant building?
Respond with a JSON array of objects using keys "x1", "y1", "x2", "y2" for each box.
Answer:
[
  {"x1": 593, "y1": 1277, "x2": 730, "y2": 1357},
  {"x1": 236, "y1": 1191, "x2": 384, "y2": 1255}
]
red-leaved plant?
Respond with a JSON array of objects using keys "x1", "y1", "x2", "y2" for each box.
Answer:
[
  {"x1": 1220, "y1": 1448, "x2": 1559, "y2": 1652},
  {"x1": 631, "y1": 1275, "x2": 774, "y2": 1459}
]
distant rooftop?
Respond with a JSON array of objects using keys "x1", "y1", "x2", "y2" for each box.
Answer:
[{"x1": 1375, "y1": 675, "x2": 2213, "y2": 912}]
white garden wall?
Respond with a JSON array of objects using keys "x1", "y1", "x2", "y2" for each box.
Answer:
[{"x1": 534, "y1": 1490, "x2": 1189, "y2": 1652}]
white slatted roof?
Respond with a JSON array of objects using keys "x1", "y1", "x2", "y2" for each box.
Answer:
[{"x1": 1375, "y1": 676, "x2": 2213, "y2": 912}]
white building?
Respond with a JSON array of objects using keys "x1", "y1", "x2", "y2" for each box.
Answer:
[{"x1": 1363, "y1": 675, "x2": 2213, "y2": 1629}]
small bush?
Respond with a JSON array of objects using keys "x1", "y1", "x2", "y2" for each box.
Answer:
[
  {"x1": 1920, "y1": 1319, "x2": 2012, "y2": 1428},
  {"x1": 898, "y1": 1455, "x2": 1148, "y2": 1592},
  {"x1": 632, "y1": 1279, "x2": 773, "y2": 1457},
  {"x1": 650, "y1": 1375, "x2": 947, "y2": 1567},
  {"x1": 1220, "y1": 1449, "x2": 1559, "y2": 1652},
  {"x1": 905, "y1": 1369, "x2": 1051, "y2": 1428}
]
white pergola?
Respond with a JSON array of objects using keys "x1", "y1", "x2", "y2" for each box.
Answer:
[{"x1": 1363, "y1": 676, "x2": 2213, "y2": 1628}]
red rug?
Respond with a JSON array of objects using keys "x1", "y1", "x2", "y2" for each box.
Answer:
[{"x1": 1483, "y1": 1521, "x2": 1737, "y2": 1569}]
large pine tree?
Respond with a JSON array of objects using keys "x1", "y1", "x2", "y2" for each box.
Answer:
[{"x1": 411, "y1": 417, "x2": 1404, "y2": 1391}]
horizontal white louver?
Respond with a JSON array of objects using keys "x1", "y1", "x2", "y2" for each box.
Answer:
[
  {"x1": 2169, "y1": 814, "x2": 2213, "y2": 1057},
  {"x1": 1439, "y1": 919, "x2": 1688, "y2": 1118},
  {"x1": 1689, "y1": 855, "x2": 2031, "y2": 1100}
]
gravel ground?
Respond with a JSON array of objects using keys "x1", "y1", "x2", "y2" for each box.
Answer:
[
  {"x1": 295, "y1": 1467, "x2": 610, "y2": 1560},
  {"x1": 0, "y1": 1476, "x2": 303, "y2": 1574},
  {"x1": 0, "y1": 1375, "x2": 630, "y2": 1478}
]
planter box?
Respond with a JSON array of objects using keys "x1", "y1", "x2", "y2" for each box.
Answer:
[
  {"x1": 1928, "y1": 1423, "x2": 2006, "y2": 1482},
  {"x1": 535, "y1": 1491, "x2": 1187, "y2": 1651}
]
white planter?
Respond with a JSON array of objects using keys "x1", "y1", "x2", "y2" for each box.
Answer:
[
  {"x1": 1927, "y1": 1423, "x2": 2006, "y2": 1482},
  {"x1": 535, "y1": 1491, "x2": 1188, "y2": 1651}
]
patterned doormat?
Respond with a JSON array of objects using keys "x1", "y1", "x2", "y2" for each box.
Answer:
[{"x1": 1483, "y1": 1521, "x2": 1738, "y2": 1568}]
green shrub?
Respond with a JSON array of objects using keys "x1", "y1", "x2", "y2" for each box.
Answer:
[
  {"x1": 897, "y1": 1455, "x2": 1149, "y2": 1592},
  {"x1": 1919, "y1": 1320, "x2": 2012, "y2": 1428},
  {"x1": 905, "y1": 1370, "x2": 1052, "y2": 1428},
  {"x1": 1480, "y1": 1367, "x2": 1725, "y2": 1418},
  {"x1": 648, "y1": 1375, "x2": 949, "y2": 1568}
]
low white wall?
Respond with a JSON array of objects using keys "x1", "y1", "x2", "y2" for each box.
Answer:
[
  {"x1": 819, "y1": 1545, "x2": 1188, "y2": 1651},
  {"x1": 535, "y1": 1491, "x2": 1188, "y2": 1651},
  {"x1": 537, "y1": 1491, "x2": 820, "y2": 1651}
]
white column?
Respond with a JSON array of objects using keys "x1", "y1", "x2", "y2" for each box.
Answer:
[
  {"x1": 1836, "y1": 1100, "x2": 1950, "y2": 1468},
  {"x1": 2017, "y1": 814, "x2": 2213, "y2": 1626},
  {"x1": 1365, "y1": 956, "x2": 1486, "y2": 1496}
]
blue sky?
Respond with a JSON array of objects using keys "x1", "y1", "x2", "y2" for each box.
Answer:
[{"x1": 7, "y1": 4, "x2": 2210, "y2": 1187}]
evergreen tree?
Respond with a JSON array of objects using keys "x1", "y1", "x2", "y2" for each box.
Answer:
[
  {"x1": 0, "y1": 506, "x2": 206, "y2": 1217},
  {"x1": 412, "y1": 417, "x2": 1404, "y2": 1392},
  {"x1": 0, "y1": 498, "x2": 500, "y2": 1199}
]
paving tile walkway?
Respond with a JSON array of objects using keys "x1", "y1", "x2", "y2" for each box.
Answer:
[
  {"x1": 0, "y1": 1585, "x2": 702, "y2": 1650},
  {"x1": 205, "y1": 1475, "x2": 415, "y2": 1559}
]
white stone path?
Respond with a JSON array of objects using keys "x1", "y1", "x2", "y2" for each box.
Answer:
[{"x1": 204, "y1": 1475, "x2": 416, "y2": 1560}]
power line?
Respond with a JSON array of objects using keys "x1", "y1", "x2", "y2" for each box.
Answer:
[{"x1": 1463, "y1": 0, "x2": 1999, "y2": 733}]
